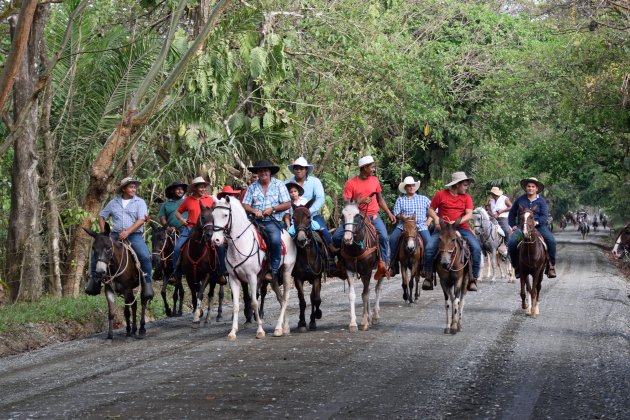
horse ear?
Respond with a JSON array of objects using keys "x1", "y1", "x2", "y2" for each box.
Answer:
[
  {"x1": 306, "y1": 195, "x2": 316, "y2": 209},
  {"x1": 83, "y1": 227, "x2": 98, "y2": 238},
  {"x1": 225, "y1": 195, "x2": 231, "y2": 203},
  {"x1": 532, "y1": 204, "x2": 538, "y2": 212},
  {"x1": 200, "y1": 201, "x2": 206, "y2": 211},
  {"x1": 411, "y1": 212, "x2": 416, "y2": 220},
  {"x1": 356, "y1": 193, "x2": 362, "y2": 204},
  {"x1": 104, "y1": 223, "x2": 111, "y2": 235},
  {"x1": 455, "y1": 216, "x2": 462, "y2": 226},
  {"x1": 519, "y1": 205, "x2": 525, "y2": 213},
  {"x1": 439, "y1": 217, "x2": 446, "y2": 230}
]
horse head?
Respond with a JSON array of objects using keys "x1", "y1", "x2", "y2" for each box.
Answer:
[
  {"x1": 437, "y1": 216, "x2": 462, "y2": 269},
  {"x1": 151, "y1": 226, "x2": 167, "y2": 267},
  {"x1": 519, "y1": 205, "x2": 537, "y2": 240},
  {"x1": 84, "y1": 223, "x2": 115, "y2": 280},
  {"x1": 210, "y1": 196, "x2": 232, "y2": 247},
  {"x1": 292, "y1": 196, "x2": 316, "y2": 248},
  {"x1": 341, "y1": 200, "x2": 363, "y2": 246},
  {"x1": 612, "y1": 223, "x2": 630, "y2": 258},
  {"x1": 401, "y1": 214, "x2": 418, "y2": 253},
  {"x1": 198, "y1": 202, "x2": 215, "y2": 243}
]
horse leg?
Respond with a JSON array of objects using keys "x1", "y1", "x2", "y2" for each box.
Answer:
[
  {"x1": 161, "y1": 277, "x2": 171, "y2": 317},
  {"x1": 309, "y1": 277, "x2": 322, "y2": 331},
  {"x1": 443, "y1": 287, "x2": 452, "y2": 335},
  {"x1": 242, "y1": 283, "x2": 253, "y2": 323},
  {"x1": 216, "y1": 284, "x2": 224, "y2": 322},
  {"x1": 188, "y1": 279, "x2": 200, "y2": 331},
  {"x1": 372, "y1": 277, "x2": 384, "y2": 326},
  {"x1": 295, "y1": 279, "x2": 307, "y2": 332},
  {"x1": 359, "y1": 275, "x2": 370, "y2": 331},
  {"x1": 227, "y1": 278, "x2": 241, "y2": 341},
  {"x1": 195, "y1": 277, "x2": 209, "y2": 326},
  {"x1": 205, "y1": 279, "x2": 214, "y2": 325},
  {"x1": 249, "y1": 277, "x2": 265, "y2": 340},
  {"x1": 124, "y1": 294, "x2": 132, "y2": 337},
  {"x1": 450, "y1": 288, "x2": 459, "y2": 334},
  {"x1": 520, "y1": 275, "x2": 528, "y2": 310},
  {"x1": 489, "y1": 249, "x2": 497, "y2": 282},
  {"x1": 176, "y1": 282, "x2": 184, "y2": 316},
  {"x1": 258, "y1": 281, "x2": 268, "y2": 320},
  {"x1": 130, "y1": 294, "x2": 138, "y2": 336},
  {"x1": 274, "y1": 270, "x2": 292, "y2": 336},
  {"x1": 139, "y1": 296, "x2": 147, "y2": 337},
  {"x1": 347, "y1": 276, "x2": 358, "y2": 332},
  {"x1": 401, "y1": 264, "x2": 410, "y2": 303}
]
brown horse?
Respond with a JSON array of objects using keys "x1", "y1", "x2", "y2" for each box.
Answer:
[
  {"x1": 180, "y1": 203, "x2": 224, "y2": 329},
  {"x1": 85, "y1": 224, "x2": 148, "y2": 339},
  {"x1": 291, "y1": 197, "x2": 324, "y2": 331},
  {"x1": 393, "y1": 216, "x2": 424, "y2": 304},
  {"x1": 435, "y1": 217, "x2": 471, "y2": 334},
  {"x1": 151, "y1": 227, "x2": 185, "y2": 317},
  {"x1": 339, "y1": 201, "x2": 382, "y2": 332},
  {"x1": 518, "y1": 206, "x2": 547, "y2": 317},
  {"x1": 611, "y1": 222, "x2": 630, "y2": 259}
]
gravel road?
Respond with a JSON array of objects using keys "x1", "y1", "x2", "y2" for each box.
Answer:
[{"x1": 1, "y1": 229, "x2": 628, "y2": 419}]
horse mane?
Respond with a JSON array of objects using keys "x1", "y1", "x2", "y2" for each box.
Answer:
[{"x1": 473, "y1": 207, "x2": 490, "y2": 220}]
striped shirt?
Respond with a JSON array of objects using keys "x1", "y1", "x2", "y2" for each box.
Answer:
[
  {"x1": 243, "y1": 178, "x2": 291, "y2": 222},
  {"x1": 99, "y1": 196, "x2": 148, "y2": 233},
  {"x1": 393, "y1": 194, "x2": 431, "y2": 231}
]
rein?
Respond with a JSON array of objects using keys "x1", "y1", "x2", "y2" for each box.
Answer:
[
  {"x1": 213, "y1": 204, "x2": 263, "y2": 271},
  {"x1": 100, "y1": 238, "x2": 142, "y2": 306}
]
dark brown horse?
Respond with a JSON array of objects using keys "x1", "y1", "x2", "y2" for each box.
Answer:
[
  {"x1": 151, "y1": 227, "x2": 185, "y2": 317},
  {"x1": 612, "y1": 222, "x2": 630, "y2": 259},
  {"x1": 180, "y1": 203, "x2": 224, "y2": 329},
  {"x1": 85, "y1": 224, "x2": 148, "y2": 339},
  {"x1": 393, "y1": 216, "x2": 424, "y2": 304},
  {"x1": 291, "y1": 197, "x2": 324, "y2": 331},
  {"x1": 339, "y1": 200, "x2": 382, "y2": 332},
  {"x1": 518, "y1": 206, "x2": 547, "y2": 318},
  {"x1": 435, "y1": 217, "x2": 471, "y2": 334}
]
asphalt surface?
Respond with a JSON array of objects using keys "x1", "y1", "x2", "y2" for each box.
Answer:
[{"x1": 0, "y1": 228, "x2": 628, "y2": 419}]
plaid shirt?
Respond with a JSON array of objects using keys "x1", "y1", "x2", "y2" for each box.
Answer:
[
  {"x1": 393, "y1": 194, "x2": 431, "y2": 231},
  {"x1": 243, "y1": 177, "x2": 291, "y2": 222},
  {"x1": 99, "y1": 196, "x2": 148, "y2": 233}
]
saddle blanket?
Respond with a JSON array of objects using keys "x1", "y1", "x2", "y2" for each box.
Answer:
[{"x1": 256, "y1": 231, "x2": 287, "y2": 255}]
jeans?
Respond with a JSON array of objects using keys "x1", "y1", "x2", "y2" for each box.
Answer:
[
  {"x1": 313, "y1": 215, "x2": 332, "y2": 244},
  {"x1": 173, "y1": 226, "x2": 191, "y2": 275},
  {"x1": 508, "y1": 225, "x2": 556, "y2": 267},
  {"x1": 497, "y1": 217, "x2": 511, "y2": 242},
  {"x1": 424, "y1": 228, "x2": 481, "y2": 279},
  {"x1": 332, "y1": 214, "x2": 389, "y2": 263},
  {"x1": 389, "y1": 226, "x2": 430, "y2": 257},
  {"x1": 91, "y1": 232, "x2": 152, "y2": 283},
  {"x1": 260, "y1": 219, "x2": 282, "y2": 274}
]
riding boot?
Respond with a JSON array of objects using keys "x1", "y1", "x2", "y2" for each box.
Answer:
[
  {"x1": 422, "y1": 276, "x2": 433, "y2": 290},
  {"x1": 85, "y1": 277, "x2": 102, "y2": 296},
  {"x1": 322, "y1": 243, "x2": 338, "y2": 277},
  {"x1": 335, "y1": 257, "x2": 348, "y2": 280},
  {"x1": 467, "y1": 278, "x2": 478, "y2": 292},
  {"x1": 546, "y1": 264, "x2": 557, "y2": 278},
  {"x1": 142, "y1": 278, "x2": 155, "y2": 300},
  {"x1": 374, "y1": 260, "x2": 390, "y2": 281},
  {"x1": 217, "y1": 274, "x2": 228, "y2": 285}
]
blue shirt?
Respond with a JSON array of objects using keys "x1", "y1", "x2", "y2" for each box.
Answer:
[
  {"x1": 393, "y1": 194, "x2": 431, "y2": 231},
  {"x1": 100, "y1": 195, "x2": 148, "y2": 233},
  {"x1": 508, "y1": 194, "x2": 549, "y2": 228},
  {"x1": 285, "y1": 176, "x2": 326, "y2": 216},
  {"x1": 243, "y1": 177, "x2": 291, "y2": 222}
]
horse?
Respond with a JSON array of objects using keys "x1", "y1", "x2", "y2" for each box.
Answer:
[
  {"x1": 84, "y1": 224, "x2": 148, "y2": 339},
  {"x1": 392, "y1": 215, "x2": 424, "y2": 304},
  {"x1": 517, "y1": 206, "x2": 547, "y2": 318},
  {"x1": 560, "y1": 215, "x2": 567, "y2": 231},
  {"x1": 601, "y1": 216, "x2": 608, "y2": 230},
  {"x1": 151, "y1": 227, "x2": 185, "y2": 317},
  {"x1": 496, "y1": 242, "x2": 516, "y2": 283},
  {"x1": 291, "y1": 197, "x2": 325, "y2": 331},
  {"x1": 578, "y1": 219, "x2": 590, "y2": 240},
  {"x1": 435, "y1": 217, "x2": 471, "y2": 334},
  {"x1": 180, "y1": 203, "x2": 225, "y2": 329},
  {"x1": 472, "y1": 207, "x2": 502, "y2": 282},
  {"x1": 592, "y1": 217, "x2": 599, "y2": 232},
  {"x1": 611, "y1": 223, "x2": 630, "y2": 260},
  {"x1": 211, "y1": 196, "x2": 297, "y2": 341},
  {"x1": 338, "y1": 200, "x2": 383, "y2": 332}
]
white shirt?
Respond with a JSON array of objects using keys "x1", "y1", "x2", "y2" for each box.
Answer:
[{"x1": 491, "y1": 195, "x2": 509, "y2": 218}]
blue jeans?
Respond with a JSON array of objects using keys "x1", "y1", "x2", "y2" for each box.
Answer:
[
  {"x1": 497, "y1": 217, "x2": 511, "y2": 242},
  {"x1": 173, "y1": 226, "x2": 191, "y2": 275},
  {"x1": 424, "y1": 228, "x2": 481, "y2": 279},
  {"x1": 260, "y1": 220, "x2": 282, "y2": 274},
  {"x1": 389, "y1": 226, "x2": 430, "y2": 258},
  {"x1": 333, "y1": 214, "x2": 389, "y2": 263},
  {"x1": 313, "y1": 215, "x2": 332, "y2": 244},
  {"x1": 508, "y1": 225, "x2": 556, "y2": 267},
  {"x1": 91, "y1": 232, "x2": 152, "y2": 283}
]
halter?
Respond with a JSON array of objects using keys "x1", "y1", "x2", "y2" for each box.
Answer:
[
  {"x1": 474, "y1": 213, "x2": 499, "y2": 243},
  {"x1": 438, "y1": 234, "x2": 467, "y2": 272},
  {"x1": 343, "y1": 213, "x2": 366, "y2": 248},
  {"x1": 153, "y1": 229, "x2": 178, "y2": 264}
]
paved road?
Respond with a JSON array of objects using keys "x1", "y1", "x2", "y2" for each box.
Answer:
[{"x1": 1, "y1": 229, "x2": 628, "y2": 419}]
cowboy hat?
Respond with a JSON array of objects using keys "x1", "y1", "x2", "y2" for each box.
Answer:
[
  {"x1": 285, "y1": 182, "x2": 304, "y2": 196},
  {"x1": 287, "y1": 156, "x2": 314, "y2": 176},
  {"x1": 520, "y1": 177, "x2": 544, "y2": 192},
  {"x1": 445, "y1": 171, "x2": 474, "y2": 187},
  {"x1": 358, "y1": 155, "x2": 375, "y2": 168},
  {"x1": 117, "y1": 177, "x2": 141, "y2": 193},
  {"x1": 398, "y1": 176, "x2": 421, "y2": 194},
  {"x1": 190, "y1": 176, "x2": 209, "y2": 186},
  {"x1": 489, "y1": 186, "x2": 503, "y2": 196},
  {"x1": 247, "y1": 159, "x2": 280, "y2": 175},
  {"x1": 217, "y1": 185, "x2": 242, "y2": 199},
  {"x1": 164, "y1": 181, "x2": 188, "y2": 199}
]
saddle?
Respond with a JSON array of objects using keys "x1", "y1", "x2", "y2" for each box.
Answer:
[
  {"x1": 256, "y1": 223, "x2": 287, "y2": 255},
  {"x1": 340, "y1": 217, "x2": 379, "y2": 264}
]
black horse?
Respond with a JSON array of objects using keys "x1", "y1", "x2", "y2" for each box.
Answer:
[{"x1": 151, "y1": 227, "x2": 185, "y2": 317}]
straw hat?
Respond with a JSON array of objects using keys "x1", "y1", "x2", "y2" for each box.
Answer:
[
  {"x1": 398, "y1": 176, "x2": 421, "y2": 194},
  {"x1": 117, "y1": 177, "x2": 141, "y2": 193},
  {"x1": 248, "y1": 159, "x2": 280, "y2": 175},
  {"x1": 217, "y1": 185, "x2": 242, "y2": 199},
  {"x1": 190, "y1": 176, "x2": 209, "y2": 186},
  {"x1": 358, "y1": 155, "x2": 375, "y2": 168},
  {"x1": 445, "y1": 171, "x2": 474, "y2": 187},
  {"x1": 489, "y1": 186, "x2": 503, "y2": 196},
  {"x1": 520, "y1": 177, "x2": 544, "y2": 193},
  {"x1": 285, "y1": 182, "x2": 304, "y2": 196},
  {"x1": 287, "y1": 156, "x2": 314, "y2": 176}
]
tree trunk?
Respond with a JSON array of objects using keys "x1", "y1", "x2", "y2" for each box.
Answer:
[{"x1": 7, "y1": 4, "x2": 47, "y2": 303}]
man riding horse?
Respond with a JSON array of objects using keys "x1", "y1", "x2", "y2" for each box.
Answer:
[
  {"x1": 507, "y1": 177, "x2": 557, "y2": 279},
  {"x1": 242, "y1": 159, "x2": 292, "y2": 284},
  {"x1": 488, "y1": 186, "x2": 513, "y2": 242},
  {"x1": 332, "y1": 155, "x2": 396, "y2": 280},
  {"x1": 424, "y1": 171, "x2": 482, "y2": 292},
  {"x1": 154, "y1": 181, "x2": 188, "y2": 281}
]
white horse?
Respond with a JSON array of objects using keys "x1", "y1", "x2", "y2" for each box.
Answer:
[
  {"x1": 472, "y1": 207, "x2": 503, "y2": 282},
  {"x1": 210, "y1": 196, "x2": 296, "y2": 341},
  {"x1": 339, "y1": 202, "x2": 383, "y2": 332}
]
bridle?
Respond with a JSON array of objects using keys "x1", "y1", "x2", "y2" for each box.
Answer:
[
  {"x1": 94, "y1": 237, "x2": 132, "y2": 284},
  {"x1": 212, "y1": 204, "x2": 262, "y2": 270},
  {"x1": 343, "y1": 213, "x2": 367, "y2": 248}
]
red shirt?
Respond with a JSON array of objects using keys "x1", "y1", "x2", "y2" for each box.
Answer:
[
  {"x1": 343, "y1": 176, "x2": 382, "y2": 216},
  {"x1": 430, "y1": 189, "x2": 473, "y2": 231},
  {"x1": 178, "y1": 195, "x2": 214, "y2": 226}
]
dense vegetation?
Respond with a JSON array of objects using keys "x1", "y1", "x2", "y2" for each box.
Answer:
[{"x1": 0, "y1": 0, "x2": 627, "y2": 302}]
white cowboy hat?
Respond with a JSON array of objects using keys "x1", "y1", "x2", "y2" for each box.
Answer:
[
  {"x1": 190, "y1": 176, "x2": 209, "y2": 186},
  {"x1": 117, "y1": 177, "x2": 141, "y2": 192},
  {"x1": 445, "y1": 171, "x2": 474, "y2": 187},
  {"x1": 489, "y1": 186, "x2": 503, "y2": 196},
  {"x1": 287, "y1": 156, "x2": 314, "y2": 176},
  {"x1": 358, "y1": 155, "x2": 375, "y2": 168},
  {"x1": 398, "y1": 176, "x2": 421, "y2": 194},
  {"x1": 520, "y1": 177, "x2": 544, "y2": 192}
]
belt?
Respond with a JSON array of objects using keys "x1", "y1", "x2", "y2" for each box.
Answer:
[{"x1": 368, "y1": 214, "x2": 379, "y2": 221}]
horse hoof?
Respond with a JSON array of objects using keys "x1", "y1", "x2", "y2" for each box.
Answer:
[
  {"x1": 349, "y1": 325, "x2": 358, "y2": 333},
  {"x1": 228, "y1": 334, "x2": 237, "y2": 342},
  {"x1": 174, "y1": 312, "x2": 182, "y2": 317},
  {"x1": 309, "y1": 322, "x2": 317, "y2": 331},
  {"x1": 403, "y1": 292, "x2": 408, "y2": 301},
  {"x1": 256, "y1": 331, "x2": 266, "y2": 339},
  {"x1": 450, "y1": 328, "x2": 458, "y2": 335},
  {"x1": 273, "y1": 328, "x2": 283, "y2": 337},
  {"x1": 165, "y1": 309, "x2": 172, "y2": 317},
  {"x1": 359, "y1": 324, "x2": 369, "y2": 331},
  {"x1": 139, "y1": 328, "x2": 146, "y2": 336},
  {"x1": 522, "y1": 303, "x2": 529, "y2": 310},
  {"x1": 245, "y1": 318, "x2": 252, "y2": 324},
  {"x1": 191, "y1": 321, "x2": 200, "y2": 331},
  {"x1": 315, "y1": 309, "x2": 322, "y2": 320},
  {"x1": 457, "y1": 325, "x2": 462, "y2": 332},
  {"x1": 298, "y1": 326, "x2": 307, "y2": 333},
  {"x1": 216, "y1": 315, "x2": 223, "y2": 322},
  {"x1": 443, "y1": 328, "x2": 451, "y2": 334},
  {"x1": 107, "y1": 334, "x2": 113, "y2": 340},
  {"x1": 126, "y1": 332, "x2": 132, "y2": 337},
  {"x1": 372, "y1": 318, "x2": 380, "y2": 326}
]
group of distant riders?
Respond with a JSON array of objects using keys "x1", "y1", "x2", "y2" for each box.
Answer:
[{"x1": 87, "y1": 155, "x2": 558, "y2": 299}]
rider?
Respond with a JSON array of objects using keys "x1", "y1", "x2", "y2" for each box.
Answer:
[
  {"x1": 217, "y1": 185, "x2": 242, "y2": 201},
  {"x1": 155, "y1": 181, "x2": 188, "y2": 280},
  {"x1": 171, "y1": 177, "x2": 227, "y2": 284},
  {"x1": 285, "y1": 156, "x2": 337, "y2": 275},
  {"x1": 332, "y1": 155, "x2": 396, "y2": 281},
  {"x1": 389, "y1": 176, "x2": 431, "y2": 276},
  {"x1": 507, "y1": 177, "x2": 557, "y2": 278},
  {"x1": 424, "y1": 171, "x2": 482, "y2": 292},
  {"x1": 87, "y1": 177, "x2": 154, "y2": 299},
  {"x1": 488, "y1": 186, "x2": 513, "y2": 242},
  {"x1": 242, "y1": 159, "x2": 292, "y2": 283}
]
